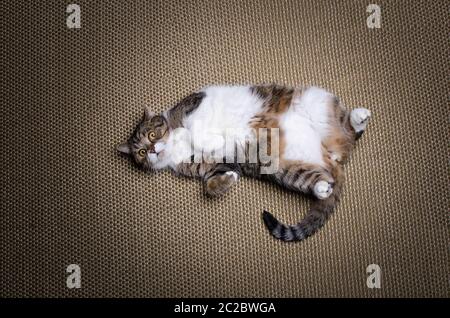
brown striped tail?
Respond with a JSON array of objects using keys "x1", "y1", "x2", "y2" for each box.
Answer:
[{"x1": 262, "y1": 179, "x2": 342, "y2": 242}]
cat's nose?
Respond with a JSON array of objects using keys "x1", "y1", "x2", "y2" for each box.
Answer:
[{"x1": 148, "y1": 145, "x2": 156, "y2": 153}]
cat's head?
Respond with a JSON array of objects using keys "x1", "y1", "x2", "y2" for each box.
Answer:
[{"x1": 117, "y1": 108, "x2": 169, "y2": 170}]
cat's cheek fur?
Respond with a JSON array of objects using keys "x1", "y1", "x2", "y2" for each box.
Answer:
[
  {"x1": 154, "y1": 142, "x2": 166, "y2": 153},
  {"x1": 148, "y1": 153, "x2": 158, "y2": 164}
]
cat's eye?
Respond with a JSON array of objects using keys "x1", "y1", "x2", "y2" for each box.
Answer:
[
  {"x1": 148, "y1": 132, "x2": 156, "y2": 140},
  {"x1": 138, "y1": 149, "x2": 146, "y2": 157}
]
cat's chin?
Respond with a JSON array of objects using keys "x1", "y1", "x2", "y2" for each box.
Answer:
[
  {"x1": 155, "y1": 150, "x2": 165, "y2": 160},
  {"x1": 150, "y1": 152, "x2": 173, "y2": 170}
]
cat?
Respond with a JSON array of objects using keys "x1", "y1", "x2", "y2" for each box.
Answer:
[{"x1": 117, "y1": 84, "x2": 371, "y2": 242}]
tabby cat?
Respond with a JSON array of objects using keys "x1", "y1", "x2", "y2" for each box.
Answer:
[{"x1": 117, "y1": 84, "x2": 371, "y2": 242}]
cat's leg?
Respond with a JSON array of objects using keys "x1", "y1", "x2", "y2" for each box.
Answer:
[
  {"x1": 270, "y1": 162, "x2": 335, "y2": 200},
  {"x1": 330, "y1": 96, "x2": 371, "y2": 140},
  {"x1": 325, "y1": 97, "x2": 371, "y2": 165},
  {"x1": 175, "y1": 161, "x2": 241, "y2": 197},
  {"x1": 204, "y1": 162, "x2": 241, "y2": 197}
]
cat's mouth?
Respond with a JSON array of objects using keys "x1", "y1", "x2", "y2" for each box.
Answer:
[{"x1": 147, "y1": 143, "x2": 166, "y2": 164}]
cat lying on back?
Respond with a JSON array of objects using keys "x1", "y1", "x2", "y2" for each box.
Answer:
[{"x1": 118, "y1": 84, "x2": 371, "y2": 242}]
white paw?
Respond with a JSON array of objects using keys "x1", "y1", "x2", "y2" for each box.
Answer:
[
  {"x1": 330, "y1": 153, "x2": 341, "y2": 162},
  {"x1": 313, "y1": 180, "x2": 333, "y2": 200},
  {"x1": 350, "y1": 108, "x2": 371, "y2": 132},
  {"x1": 225, "y1": 171, "x2": 239, "y2": 182}
]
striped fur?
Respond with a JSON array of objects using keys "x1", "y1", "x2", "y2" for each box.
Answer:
[
  {"x1": 263, "y1": 164, "x2": 344, "y2": 242},
  {"x1": 118, "y1": 84, "x2": 371, "y2": 242},
  {"x1": 176, "y1": 160, "x2": 241, "y2": 196}
]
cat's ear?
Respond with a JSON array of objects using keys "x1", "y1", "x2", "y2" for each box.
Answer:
[
  {"x1": 144, "y1": 108, "x2": 155, "y2": 121},
  {"x1": 117, "y1": 142, "x2": 131, "y2": 155}
]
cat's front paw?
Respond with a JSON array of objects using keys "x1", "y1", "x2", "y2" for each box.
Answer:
[
  {"x1": 313, "y1": 180, "x2": 333, "y2": 200},
  {"x1": 329, "y1": 152, "x2": 342, "y2": 164},
  {"x1": 205, "y1": 171, "x2": 239, "y2": 197}
]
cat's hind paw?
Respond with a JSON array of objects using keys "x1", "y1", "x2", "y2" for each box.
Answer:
[
  {"x1": 350, "y1": 108, "x2": 371, "y2": 136},
  {"x1": 313, "y1": 180, "x2": 333, "y2": 200}
]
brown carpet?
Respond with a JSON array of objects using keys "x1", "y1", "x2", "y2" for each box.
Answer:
[{"x1": 1, "y1": 0, "x2": 448, "y2": 298}]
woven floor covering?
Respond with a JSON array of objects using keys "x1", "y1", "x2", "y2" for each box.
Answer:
[{"x1": 1, "y1": 0, "x2": 448, "y2": 298}]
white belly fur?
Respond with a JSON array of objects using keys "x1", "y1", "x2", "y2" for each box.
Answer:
[
  {"x1": 183, "y1": 85, "x2": 264, "y2": 156},
  {"x1": 170, "y1": 85, "x2": 332, "y2": 167},
  {"x1": 280, "y1": 87, "x2": 332, "y2": 166}
]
